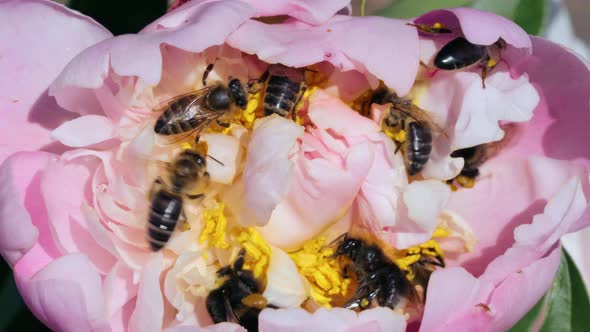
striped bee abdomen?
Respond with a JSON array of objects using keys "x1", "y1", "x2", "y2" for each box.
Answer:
[
  {"x1": 405, "y1": 122, "x2": 432, "y2": 175},
  {"x1": 148, "y1": 190, "x2": 183, "y2": 251},
  {"x1": 263, "y1": 75, "x2": 301, "y2": 117}
]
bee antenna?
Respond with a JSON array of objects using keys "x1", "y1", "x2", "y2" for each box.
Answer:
[
  {"x1": 329, "y1": 232, "x2": 348, "y2": 246},
  {"x1": 207, "y1": 155, "x2": 225, "y2": 166}
]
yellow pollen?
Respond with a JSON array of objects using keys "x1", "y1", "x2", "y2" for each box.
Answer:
[
  {"x1": 199, "y1": 203, "x2": 230, "y2": 249},
  {"x1": 486, "y1": 58, "x2": 498, "y2": 68},
  {"x1": 432, "y1": 22, "x2": 446, "y2": 29},
  {"x1": 181, "y1": 142, "x2": 193, "y2": 150},
  {"x1": 178, "y1": 220, "x2": 191, "y2": 232},
  {"x1": 241, "y1": 93, "x2": 259, "y2": 129},
  {"x1": 383, "y1": 126, "x2": 407, "y2": 144},
  {"x1": 235, "y1": 227, "x2": 271, "y2": 279},
  {"x1": 289, "y1": 236, "x2": 350, "y2": 307},
  {"x1": 456, "y1": 175, "x2": 476, "y2": 188},
  {"x1": 393, "y1": 233, "x2": 446, "y2": 281}
]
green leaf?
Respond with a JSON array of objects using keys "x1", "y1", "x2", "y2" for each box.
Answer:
[
  {"x1": 512, "y1": 0, "x2": 547, "y2": 35},
  {"x1": 564, "y1": 250, "x2": 590, "y2": 331},
  {"x1": 540, "y1": 250, "x2": 572, "y2": 332},
  {"x1": 377, "y1": 0, "x2": 474, "y2": 19},
  {"x1": 510, "y1": 248, "x2": 590, "y2": 332}
]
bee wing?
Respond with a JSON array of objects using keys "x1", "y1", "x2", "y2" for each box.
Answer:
[
  {"x1": 152, "y1": 87, "x2": 212, "y2": 114},
  {"x1": 224, "y1": 297, "x2": 242, "y2": 324},
  {"x1": 393, "y1": 103, "x2": 448, "y2": 138}
]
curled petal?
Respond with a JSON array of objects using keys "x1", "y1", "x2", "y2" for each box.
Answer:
[
  {"x1": 308, "y1": 90, "x2": 379, "y2": 135},
  {"x1": 52, "y1": 115, "x2": 117, "y2": 148},
  {"x1": 244, "y1": 116, "x2": 304, "y2": 224},
  {"x1": 15, "y1": 254, "x2": 109, "y2": 332},
  {"x1": 49, "y1": 0, "x2": 256, "y2": 117},
  {"x1": 228, "y1": 16, "x2": 419, "y2": 96},
  {"x1": 0, "y1": 0, "x2": 110, "y2": 162},
  {"x1": 415, "y1": 8, "x2": 531, "y2": 49},
  {"x1": 0, "y1": 152, "x2": 56, "y2": 266},
  {"x1": 128, "y1": 253, "x2": 164, "y2": 332},
  {"x1": 201, "y1": 133, "x2": 241, "y2": 185}
]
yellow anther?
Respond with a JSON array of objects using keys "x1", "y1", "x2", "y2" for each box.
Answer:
[
  {"x1": 235, "y1": 227, "x2": 271, "y2": 279},
  {"x1": 289, "y1": 236, "x2": 349, "y2": 307},
  {"x1": 433, "y1": 226, "x2": 450, "y2": 239},
  {"x1": 199, "y1": 203, "x2": 230, "y2": 249}
]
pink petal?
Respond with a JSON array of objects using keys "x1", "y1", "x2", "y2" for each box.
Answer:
[
  {"x1": 0, "y1": 0, "x2": 110, "y2": 163},
  {"x1": 49, "y1": 0, "x2": 255, "y2": 118},
  {"x1": 237, "y1": 0, "x2": 351, "y2": 25},
  {"x1": 15, "y1": 253, "x2": 109, "y2": 332},
  {"x1": 52, "y1": 115, "x2": 117, "y2": 148},
  {"x1": 0, "y1": 152, "x2": 57, "y2": 266},
  {"x1": 243, "y1": 116, "x2": 304, "y2": 225},
  {"x1": 228, "y1": 16, "x2": 419, "y2": 96},
  {"x1": 447, "y1": 157, "x2": 589, "y2": 276},
  {"x1": 41, "y1": 151, "x2": 117, "y2": 274},
  {"x1": 103, "y1": 262, "x2": 138, "y2": 319},
  {"x1": 129, "y1": 252, "x2": 165, "y2": 332},
  {"x1": 259, "y1": 307, "x2": 406, "y2": 332},
  {"x1": 414, "y1": 8, "x2": 531, "y2": 49},
  {"x1": 507, "y1": 37, "x2": 590, "y2": 167},
  {"x1": 308, "y1": 90, "x2": 379, "y2": 135}
]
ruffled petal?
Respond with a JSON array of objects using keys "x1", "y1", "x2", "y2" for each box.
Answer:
[
  {"x1": 228, "y1": 16, "x2": 419, "y2": 96},
  {"x1": 52, "y1": 115, "x2": 117, "y2": 148},
  {"x1": 0, "y1": 152, "x2": 56, "y2": 266},
  {"x1": 128, "y1": 253, "x2": 165, "y2": 332}
]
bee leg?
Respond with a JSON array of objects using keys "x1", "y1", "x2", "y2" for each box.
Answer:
[
  {"x1": 178, "y1": 210, "x2": 191, "y2": 232},
  {"x1": 480, "y1": 65, "x2": 489, "y2": 89},
  {"x1": 215, "y1": 119, "x2": 231, "y2": 128},
  {"x1": 292, "y1": 83, "x2": 307, "y2": 121},
  {"x1": 186, "y1": 193, "x2": 204, "y2": 200},
  {"x1": 203, "y1": 63, "x2": 214, "y2": 86}
]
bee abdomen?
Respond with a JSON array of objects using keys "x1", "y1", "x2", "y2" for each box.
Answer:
[
  {"x1": 264, "y1": 76, "x2": 300, "y2": 117},
  {"x1": 406, "y1": 122, "x2": 432, "y2": 175},
  {"x1": 434, "y1": 37, "x2": 486, "y2": 70},
  {"x1": 148, "y1": 191, "x2": 183, "y2": 251},
  {"x1": 155, "y1": 101, "x2": 196, "y2": 135}
]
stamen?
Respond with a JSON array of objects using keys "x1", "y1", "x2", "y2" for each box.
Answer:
[
  {"x1": 289, "y1": 236, "x2": 350, "y2": 308},
  {"x1": 199, "y1": 203, "x2": 230, "y2": 249}
]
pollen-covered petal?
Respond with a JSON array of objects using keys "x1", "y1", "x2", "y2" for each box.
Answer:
[
  {"x1": 243, "y1": 115, "x2": 304, "y2": 225},
  {"x1": 228, "y1": 16, "x2": 419, "y2": 96},
  {"x1": 259, "y1": 307, "x2": 407, "y2": 332},
  {"x1": 52, "y1": 115, "x2": 117, "y2": 148},
  {"x1": 262, "y1": 246, "x2": 308, "y2": 308}
]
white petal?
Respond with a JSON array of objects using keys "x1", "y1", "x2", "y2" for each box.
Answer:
[
  {"x1": 262, "y1": 246, "x2": 308, "y2": 308},
  {"x1": 201, "y1": 133, "x2": 241, "y2": 185},
  {"x1": 243, "y1": 115, "x2": 304, "y2": 224}
]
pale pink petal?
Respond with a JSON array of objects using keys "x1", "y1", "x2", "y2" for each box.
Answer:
[
  {"x1": 129, "y1": 252, "x2": 164, "y2": 332},
  {"x1": 228, "y1": 16, "x2": 419, "y2": 96},
  {"x1": 103, "y1": 262, "x2": 138, "y2": 319},
  {"x1": 260, "y1": 141, "x2": 373, "y2": 249},
  {"x1": 200, "y1": 133, "x2": 241, "y2": 185},
  {"x1": 259, "y1": 307, "x2": 406, "y2": 332},
  {"x1": 415, "y1": 8, "x2": 531, "y2": 49},
  {"x1": 49, "y1": 0, "x2": 255, "y2": 117},
  {"x1": 15, "y1": 253, "x2": 109, "y2": 332},
  {"x1": 262, "y1": 246, "x2": 307, "y2": 308},
  {"x1": 244, "y1": 116, "x2": 304, "y2": 225},
  {"x1": 0, "y1": 0, "x2": 110, "y2": 163},
  {"x1": 0, "y1": 152, "x2": 57, "y2": 266},
  {"x1": 238, "y1": 0, "x2": 351, "y2": 25},
  {"x1": 562, "y1": 227, "x2": 590, "y2": 290},
  {"x1": 164, "y1": 323, "x2": 246, "y2": 332},
  {"x1": 52, "y1": 115, "x2": 117, "y2": 148},
  {"x1": 447, "y1": 156, "x2": 589, "y2": 275},
  {"x1": 41, "y1": 151, "x2": 117, "y2": 274},
  {"x1": 308, "y1": 90, "x2": 379, "y2": 135},
  {"x1": 506, "y1": 37, "x2": 590, "y2": 166}
]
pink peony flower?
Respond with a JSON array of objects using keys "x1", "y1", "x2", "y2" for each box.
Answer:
[{"x1": 0, "y1": 1, "x2": 588, "y2": 332}]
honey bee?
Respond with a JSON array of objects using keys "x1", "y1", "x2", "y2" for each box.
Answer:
[
  {"x1": 371, "y1": 88, "x2": 441, "y2": 176},
  {"x1": 147, "y1": 149, "x2": 209, "y2": 251},
  {"x1": 332, "y1": 233, "x2": 411, "y2": 310},
  {"x1": 153, "y1": 64, "x2": 248, "y2": 138},
  {"x1": 206, "y1": 249, "x2": 275, "y2": 332},
  {"x1": 434, "y1": 37, "x2": 506, "y2": 88},
  {"x1": 257, "y1": 64, "x2": 307, "y2": 119}
]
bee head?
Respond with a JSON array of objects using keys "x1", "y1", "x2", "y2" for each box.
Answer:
[
  {"x1": 228, "y1": 78, "x2": 248, "y2": 110},
  {"x1": 334, "y1": 236, "x2": 362, "y2": 261},
  {"x1": 170, "y1": 150, "x2": 207, "y2": 191}
]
